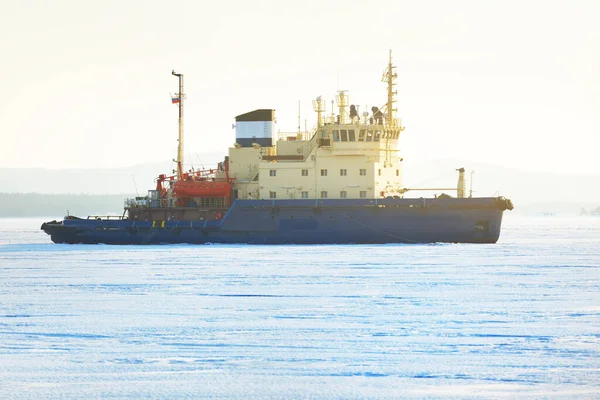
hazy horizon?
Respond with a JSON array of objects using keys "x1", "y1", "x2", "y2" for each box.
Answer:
[
  {"x1": 2, "y1": 157, "x2": 600, "y2": 208},
  {"x1": 1, "y1": 0, "x2": 599, "y2": 175},
  {"x1": 3, "y1": 155, "x2": 600, "y2": 177}
]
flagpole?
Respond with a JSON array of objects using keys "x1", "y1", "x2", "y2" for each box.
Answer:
[{"x1": 172, "y1": 70, "x2": 184, "y2": 180}]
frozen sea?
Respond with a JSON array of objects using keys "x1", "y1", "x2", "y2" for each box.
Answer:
[{"x1": 0, "y1": 216, "x2": 598, "y2": 399}]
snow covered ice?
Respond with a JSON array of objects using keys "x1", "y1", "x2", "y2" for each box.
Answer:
[{"x1": 0, "y1": 216, "x2": 599, "y2": 398}]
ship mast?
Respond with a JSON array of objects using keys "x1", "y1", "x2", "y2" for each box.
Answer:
[
  {"x1": 172, "y1": 70, "x2": 184, "y2": 180},
  {"x1": 385, "y1": 50, "x2": 397, "y2": 127}
]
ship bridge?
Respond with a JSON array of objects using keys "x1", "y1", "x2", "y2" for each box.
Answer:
[
  {"x1": 275, "y1": 86, "x2": 404, "y2": 160},
  {"x1": 226, "y1": 51, "x2": 406, "y2": 201}
]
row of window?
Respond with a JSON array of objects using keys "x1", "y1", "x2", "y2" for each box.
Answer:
[
  {"x1": 270, "y1": 168, "x2": 399, "y2": 177},
  {"x1": 269, "y1": 191, "x2": 368, "y2": 199},
  {"x1": 323, "y1": 129, "x2": 401, "y2": 142},
  {"x1": 321, "y1": 169, "x2": 353, "y2": 176}
]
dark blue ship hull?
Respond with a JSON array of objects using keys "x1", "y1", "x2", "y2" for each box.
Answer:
[{"x1": 41, "y1": 197, "x2": 513, "y2": 245}]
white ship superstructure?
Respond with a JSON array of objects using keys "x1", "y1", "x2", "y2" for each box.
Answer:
[{"x1": 225, "y1": 51, "x2": 405, "y2": 201}]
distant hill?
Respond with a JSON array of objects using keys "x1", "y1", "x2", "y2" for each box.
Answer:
[
  {"x1": 0, "y1": 193, "x2": 131, "y2": 218},
  {"x1": 0, "y1": 152, "x2": 224, "y2": 195},
  {"x1": 1, "y1": 157, "x2": 599, "y2": 217}
]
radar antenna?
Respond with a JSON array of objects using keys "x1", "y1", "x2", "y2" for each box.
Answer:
[{"x1": 312, "y1": 96, "x2": 325, "y2": 127}]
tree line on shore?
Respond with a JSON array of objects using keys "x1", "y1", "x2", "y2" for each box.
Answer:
[{"x1": 581, "y1": 207, "x2": 600, "y2": 215}]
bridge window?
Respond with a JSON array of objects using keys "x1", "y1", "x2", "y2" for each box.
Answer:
[
  {"x1": 321, "y1": 130, "x2": 328, "y2": 138},
  {"x1": 360, "y1": 168, "x2": 366, "y2": 176},
  {"x1": 269, "y1": 191, "x2": 277, "y2": 198},
  {"x1": 360, "y1": 191, "x2": 367, "y2": 198},
  {"x1": 348, "y1": 130, "x2": 356, "y2": 141},
  {"x1": 321, "y1": 169, "x2": 328, "y2": 176},
  {"x1": 321, "y1": 191, "x2": 328, "y2": 199},
  {"x1": 333, "y1": 130, "x2": 340, "y2": 141},
  {"x1": 301, "y1": 169, "x2": 308, "y2": 176},
  {"x1": 341, "y1": 130, "x2": 348, "y2": 141},
  {"x1": 340, "y1": 169, "x2": 347, "y2": 176},
  {"x1": 340, "y1": 190, "x2": 347, "y2": 198},
  {"x1": 301, "y1": 191, "x2": 309, "y2": 198},
  {"x1": 269, "y1": 169, "x2": 276, "y2": 177}
]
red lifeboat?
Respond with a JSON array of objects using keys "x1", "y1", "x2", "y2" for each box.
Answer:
[{"x1": 172, "y1": 179, "x2": 232, "y2": 198}]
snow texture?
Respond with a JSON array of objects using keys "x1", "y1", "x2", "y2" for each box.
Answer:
[{"x1": 0, "y1": 216, "x2": 599, "y2": 399}]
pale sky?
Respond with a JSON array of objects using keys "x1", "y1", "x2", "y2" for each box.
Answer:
[{"x1": 1, "y1": 0, "x2": 599, "y2": 175}]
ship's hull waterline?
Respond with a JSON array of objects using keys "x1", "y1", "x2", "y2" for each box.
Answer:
[{"x1": 41, "y1": 197, "x2": 512, "y2": 245}]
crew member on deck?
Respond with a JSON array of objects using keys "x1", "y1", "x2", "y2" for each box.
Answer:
[
  {"x1": 372, "y1": 106, "x2": 384, "y2": 124},
  {"x1": 349, "y1": 104, "x2": 359, "y2": 122}
]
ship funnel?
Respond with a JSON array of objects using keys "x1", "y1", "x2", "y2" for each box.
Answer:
[
  {"x1": 456, "y1": 168, "x2": 466, "y2": 198},
  {"x1": 234, "y1": 109, "x2": 275, "y2": 148}
]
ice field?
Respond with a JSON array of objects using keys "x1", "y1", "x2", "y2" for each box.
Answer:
[{"x1": 0, "y1": 216, "x2": 599, "y2": 398}]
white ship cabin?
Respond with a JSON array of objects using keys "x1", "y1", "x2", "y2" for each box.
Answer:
[{"x1": 223, "y1": 83, "x2": 406, "y2": 201}]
